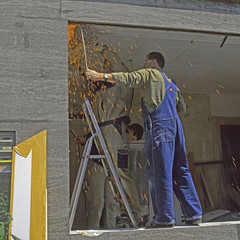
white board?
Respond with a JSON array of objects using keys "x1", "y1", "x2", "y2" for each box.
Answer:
[{"x1": 11, "y1": 150, "x2": 32, "y2": 240}]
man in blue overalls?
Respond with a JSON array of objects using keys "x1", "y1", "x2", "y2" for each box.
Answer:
[{"x1": 86, "y1": 51, "x2": 202, "y2": 228}]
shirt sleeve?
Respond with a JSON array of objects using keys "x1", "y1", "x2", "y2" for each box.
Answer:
[
  {"x1": 112, "y1": 69, "x2": 151, "y2": 88},
  {"x1": 176, "y1": 88, "x2": 186, "y2": 113}
]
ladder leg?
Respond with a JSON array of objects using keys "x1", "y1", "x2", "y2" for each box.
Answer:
[
  {"x1": 69, "y1": 137, "x2": 92, "y2": 212},
  {"x1": 69, "y1": 136, "x2": 94, "y2": 230},
  {"x1": 69, "y1": 156, "x2": 84, "y2": 213}
]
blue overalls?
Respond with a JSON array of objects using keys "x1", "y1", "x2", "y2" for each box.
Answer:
[{"x1": 141, "y1": 71, "x2": 202, "y2": 225}]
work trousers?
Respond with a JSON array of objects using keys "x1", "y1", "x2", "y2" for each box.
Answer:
[
  {"x1": 85, "y1": 122, "x2": 141, "y2": 229},
  {"x1": 100, "y1": 122, "x2": 142, "y2": 221},
  {"x1": 145, "y1": 115, "x2": 202, "y2": 224},
  {"x1": 85, "y1": 162, "x2": 118, "y2": 229}
]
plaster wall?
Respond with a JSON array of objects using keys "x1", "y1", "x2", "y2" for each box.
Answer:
[
  {"x1": 210, "y1": 93, "x2": 240, "y2": 117},
  {"x1": 181, "y1": 94, "x2": 215, "y2": 164},
  {"x1": 180, "y1": 94, "x2": 218, "y2": 206},
  {"x1": 179, "y1": 93, "x2": 240, "y2": 209}
]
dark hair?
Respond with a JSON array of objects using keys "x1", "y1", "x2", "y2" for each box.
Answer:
[
  {"x1": 147, "y1": 52, "x2": 165, "y2": 69},
  {"x1": 128, "y1": 123, "x2": 143, "y2": 140}
]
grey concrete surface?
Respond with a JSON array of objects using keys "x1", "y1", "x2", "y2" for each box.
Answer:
[
  {"x1": 62, "y1": 1, "x2": 240, "y2": 36},
  {"x1": 70, "y1": 222, "x2": 240, "y2": 240},
  {"x1": 73, "y1": 0, "x2": 240, "y2": 15}
]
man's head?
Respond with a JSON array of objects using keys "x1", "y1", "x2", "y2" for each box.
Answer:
[
  {"x1": 143, "y1": 52, "x2": 165, "y2": 69},
  {"x1": 127, "y1": 123, "x2": 144, "y2": 141}
]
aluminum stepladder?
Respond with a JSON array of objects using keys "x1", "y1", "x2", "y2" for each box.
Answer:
[{"x1": 69, "y1": 97, "x2": 137, "y2": 230}]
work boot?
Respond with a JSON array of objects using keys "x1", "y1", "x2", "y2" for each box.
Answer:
[
  {"x1": 185, "y1": 218, "x2": 202, "y2": 226},
  {"x1": 116, "y1": 214, "x2": 144, "y2": 228},
  {"x1": 145, "y1": 221, "x2": 174, "y2": 229},
  {"x1": 130, "y1": 217, "x2": 144, "y2": 228},
  {"x1": 116, "y1": 214, "x2": 131, "y2": 228}
]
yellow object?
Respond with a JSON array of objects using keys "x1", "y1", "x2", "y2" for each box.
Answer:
[{"x1": 9, "y1": 130, "x2": 47, "y2": 240}]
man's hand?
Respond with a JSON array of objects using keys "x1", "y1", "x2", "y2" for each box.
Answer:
[
  {"x1": 85, "y1": 69, "x2": 115, "y2": 83},
  {"x1": 85, "y1": 69, "x2": 103, "y2": 81},
  {"x1": 74, "y1": 135, "x2": 86, "y2": 145}
]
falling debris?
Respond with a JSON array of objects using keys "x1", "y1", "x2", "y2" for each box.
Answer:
[
  {"x1": 232, "y1": 161, "x2": 237, "y2": 168},
  {"x1": 138, "y1": 162, "x2": 142, "y2": 169},
  {"x1": 188, "y1": 61, "x2": 194, "y2": 68},
  {"x1": 144, "y1": 193, "x2": 148, "y2": 201},
  {"x1": 147, "y1": 159, "x2": 150, "y2": 166},
  {"x1": 191, "y1": 40, "x2": 199, "y2": 44},
  {"x1": 126, "y1": 49, "x2": 132, "y2": 55},
  {"x1": 217, "y1": 84, "x2": 225, "y2": 89}
]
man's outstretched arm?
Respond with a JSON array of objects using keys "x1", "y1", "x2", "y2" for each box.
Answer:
[
  {"x1": 85, "y1": 69, "x2": 150, "y2": 88},
  {"x1": 85, "y1": 69, "x2": 115, "y2": 83}
]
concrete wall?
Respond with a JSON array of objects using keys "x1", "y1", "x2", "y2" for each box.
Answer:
[
  {"x1": 62, "y1": 2, "x2": 240, "y2": 35},
  {"x1": 0, "y1": 2, "x2": 69, "y2": 239},
  {"x1": 76, "y1": 0, "x2": 240, "y2": 14},
  {"x1": 0, "y1": 0, "x2": 240, "y2": 239}
]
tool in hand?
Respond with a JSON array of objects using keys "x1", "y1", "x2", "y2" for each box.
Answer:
[{"x1": 80, "y1": 26, "x2": 88, "y2": 71}]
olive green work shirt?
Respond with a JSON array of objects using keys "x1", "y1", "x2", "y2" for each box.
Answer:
[
  {"x1": 112, "y1": 68, "x2": 185, "y2": 113},
  {"x1": 93, "y1": 85, "x2": 133, "y2": 122}
]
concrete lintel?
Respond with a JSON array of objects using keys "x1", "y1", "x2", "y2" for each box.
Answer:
[
  {"x1": 65, "y1": 0, "x2": 240, "y2": 15},
  {"x1": 62, "y1": 1, "x2": 240, "y2": 36}
]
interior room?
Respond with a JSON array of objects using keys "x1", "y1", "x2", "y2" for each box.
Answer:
[{"x1": 68, "y1": 22, "x2": 240, "y2": 231}]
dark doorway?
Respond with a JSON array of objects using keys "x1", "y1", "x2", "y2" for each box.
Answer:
[{"x1": 220, "y1": 125, "x2": 240, "y2": 211}]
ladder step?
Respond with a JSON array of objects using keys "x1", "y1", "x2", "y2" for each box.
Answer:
[
  {"x1": 89, "y1": 155, "x2": 106, "y2": 159},
  {"x1": 82, "y1": 155, "x2": 106, "y2": 159}
]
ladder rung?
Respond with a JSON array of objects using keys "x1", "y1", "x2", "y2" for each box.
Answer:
[
  {"x1": 82, "y1": 155, "x2": 106, "y2": 159},
  {"x1": 89, "y1": 155, "x2": 106, "y2": 159}
]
